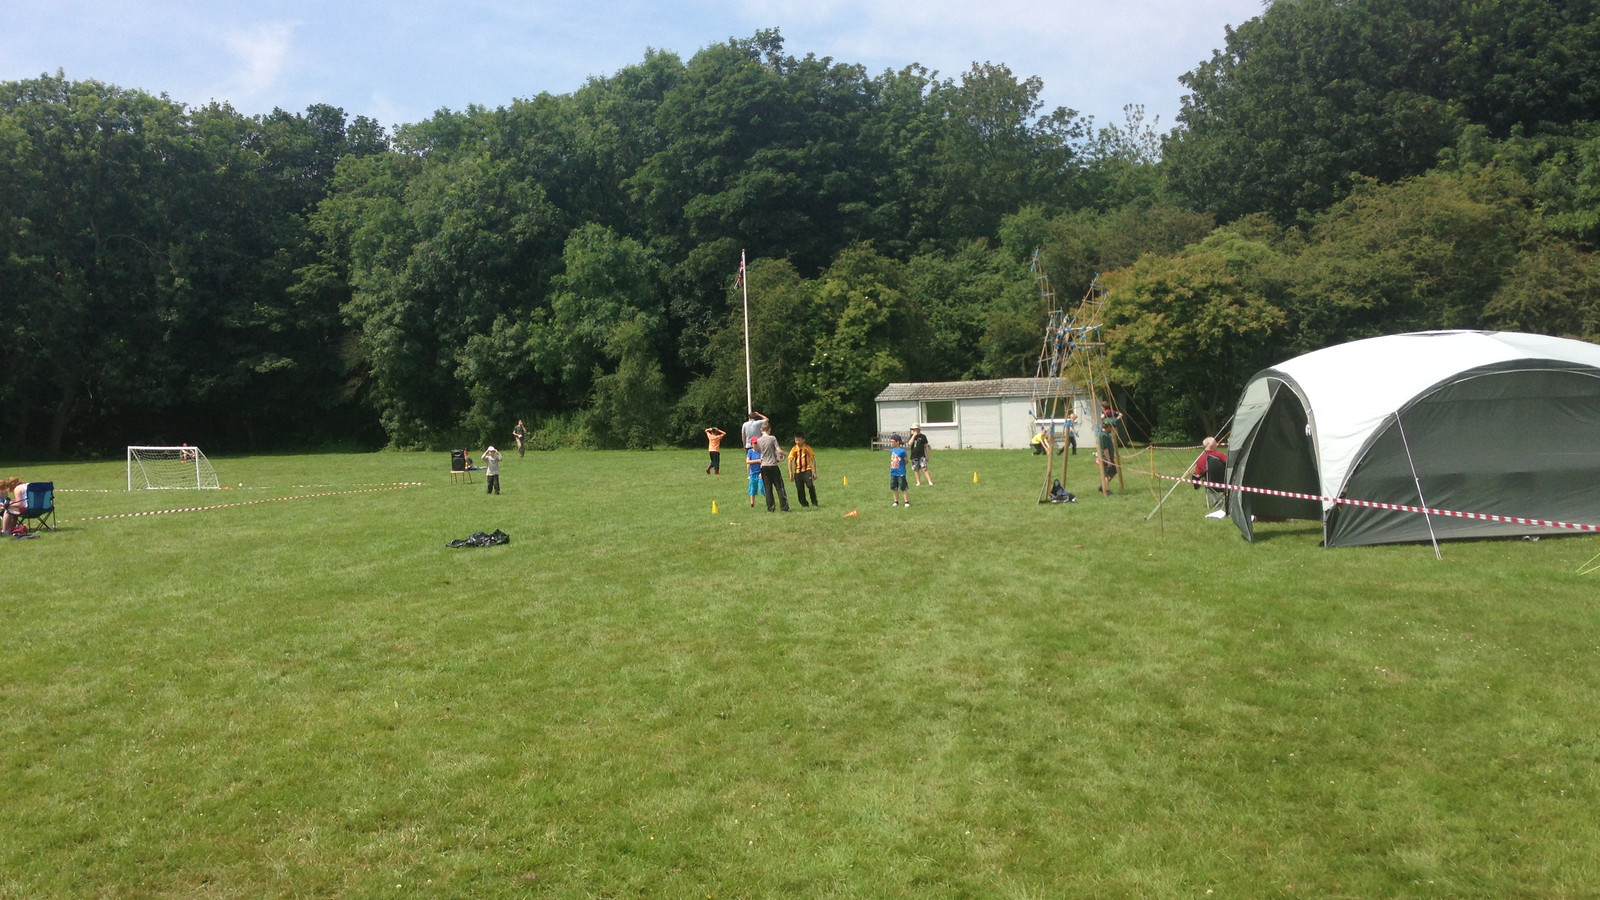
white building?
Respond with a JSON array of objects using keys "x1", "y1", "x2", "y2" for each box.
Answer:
[{"x1": 873, "y1": 378, "x2": 1094, "y2": 449}]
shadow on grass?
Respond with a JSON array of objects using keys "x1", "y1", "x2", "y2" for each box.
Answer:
[{"x1": 1246, "y1": 519, "x2": 1325, "y2": 544}]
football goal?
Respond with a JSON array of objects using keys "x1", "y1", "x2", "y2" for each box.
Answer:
[{"x1": 127, "y1": 446, "x2": 221, "y2": 490}]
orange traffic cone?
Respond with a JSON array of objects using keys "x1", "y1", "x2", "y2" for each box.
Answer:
[{"x1": 843, "y1": 509, "x2": 859, "y2": 518}]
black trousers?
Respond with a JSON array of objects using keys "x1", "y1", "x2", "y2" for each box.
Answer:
[
  {"x1": 486, "y1": 473, "x2": 500, "y2": 494},
  {"x1": 760, "y1": 465, "x2": 790, "y2": 511},
  {"x1": 707, "y1": 450, "x2": 720, "y2": 473},
  {"x1": 793, "y1": 471, "x2": 817, "y2": 507}
]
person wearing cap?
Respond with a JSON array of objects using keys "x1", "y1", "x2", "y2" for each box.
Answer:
[
  {"x1": 483, "y1": 445, "x2": 503, "y2": 495},
  {"x1": 907, "y1": 424, "x2": 933, "y2": 486},
  {"x1": 745, "y1": 436, "x2": 763, "y2": 507}
]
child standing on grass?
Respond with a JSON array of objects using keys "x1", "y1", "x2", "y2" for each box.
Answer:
[
  {"x1": 483, "y1": 446, "x2": 503, "y2": 495},
  {"x1": 889, "y1": 434, "x2": 909, "y2": 507},
  {"x1": 705, "y1": 426, "x2": 726, "y2": 474},
  {"x1": 788, "y1": 432, "x2": 818, "y2": 508},
  {"x1": 908, "y1": 424, "x2": 933, "y2": 486},
  {"x1": 746, "y1": 437, "x2": 763, "y2": 507}
]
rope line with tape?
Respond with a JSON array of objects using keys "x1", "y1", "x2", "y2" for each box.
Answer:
[
  {"x1": 70, "y1": 484, "x2": 421, "y2": 523},
  {"x1": 1152, "y1": 471, "x2": 1600, "y2": 534}
]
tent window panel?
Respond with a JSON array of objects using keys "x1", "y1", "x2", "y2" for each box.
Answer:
[{"x1": 920, "y1": 400, "x2": 956, "y2": 425}]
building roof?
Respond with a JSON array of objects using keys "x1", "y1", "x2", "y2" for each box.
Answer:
[{"x1": 875, "y1": 378, "x2": 1076, "y2": 402}]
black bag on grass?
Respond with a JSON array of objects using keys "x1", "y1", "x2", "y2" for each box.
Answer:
[{"x1": 447, "y1": 529, "x2": 510, "y2": 548}]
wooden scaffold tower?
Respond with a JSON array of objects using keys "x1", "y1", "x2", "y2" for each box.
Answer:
[{"x1": 1032, "y1": 252, "x2": 1122, "y2": 501}]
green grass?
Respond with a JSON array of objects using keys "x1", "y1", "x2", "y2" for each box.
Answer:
[{"x1": 3, "y1": 447, "x2": 1599, "y2": 897}]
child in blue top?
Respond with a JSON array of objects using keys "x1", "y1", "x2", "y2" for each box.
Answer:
[
  {"x1": 746, "y1": 437, "x2": 763, "y2": 507},
  {"x1": 889, "y1": 435, "x2": 909, "y2": 507}
]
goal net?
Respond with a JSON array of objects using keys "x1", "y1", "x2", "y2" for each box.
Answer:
[{"x1": 127, "y1": 446, "x2": 221, "y2": 490}]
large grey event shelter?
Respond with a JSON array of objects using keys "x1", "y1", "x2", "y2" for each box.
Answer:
[{"x1": 1226, "y1": 330, "x2": 1600, "y2": 547}]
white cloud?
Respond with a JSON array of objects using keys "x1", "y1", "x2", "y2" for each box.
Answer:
[{"x1": 215, "y1": 21, "x2": 296, "y2": 108}]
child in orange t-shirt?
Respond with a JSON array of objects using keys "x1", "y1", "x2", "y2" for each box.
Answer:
[{"x1": 705, "y1": 426, "x2": 726, "y2": 474}]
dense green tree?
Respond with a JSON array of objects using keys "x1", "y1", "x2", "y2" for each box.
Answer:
[
  {"x1": 531, "y1": 223, "x2": 665, "y2": 408},
  {"x1": 587, "y1": 318, "x2": 671, "y2": 449},
  {"x1": 924, "y1": 63, "x2": 1087, "y2": 243},
  {"x1": 1284, "y1": 170, "x2": 1527, "y2": 351},
  {"x1": 903, "y1": 242, "x2": 1035, "y2": 380},
  {"x1": 329, "y1": 150, "x2": 558, "y2": 446},
  {"x1": 1166, "y1": 0, "x2": 1465, "y2": 222},
  {"x1": 1481, "y1": 239, "x2": 1600, "y2": 342},
  {"x1": 797, "y1": 245, "x2": 929, "y2": 444},
  {"x1": 676, "y1": 257, "x2": 817, "y2": 439},
  {"x1": 1, "y1": 75, "x2": 382, "y2": 451},
  {"x1": 1102, "y1": 242, "x2": 1287, "y2": 435},
  {"x1": 1168, "y1": 0, "x2": 1600, "y2": 224},
  {"x1": 0, "y1": 75, "x2": 197, "y2": 451},
  {"x1": 998, "y1": 204, "x2": 1215, "y2": 291},
  {"x1": 33, "y1": 18, "x2": 1600, "y2": 454}
]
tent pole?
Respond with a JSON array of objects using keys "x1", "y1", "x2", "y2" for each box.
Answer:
[
  {"x1": 1143, "y1": 414, "x2": 1235, "y2": 521},
  {"x1": 1145, "y1": 446, "x2": 1207, "y2": 521},
  {"x1": 1394, "y1": 414, "x2": 1443, "y2": 560}
]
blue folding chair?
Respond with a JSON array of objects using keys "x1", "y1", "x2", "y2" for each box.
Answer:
[{"x1": 16, "y1": 481, "x2": 55, "y2": 531}]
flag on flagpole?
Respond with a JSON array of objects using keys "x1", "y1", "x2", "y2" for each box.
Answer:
[{"x1": 734, "y1": 258, "x2": 745, "y2": 290}]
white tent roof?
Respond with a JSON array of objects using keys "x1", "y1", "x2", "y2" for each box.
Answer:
[{"x1": 1251, "y1": 330, "x2": 1600, "y2": 507}]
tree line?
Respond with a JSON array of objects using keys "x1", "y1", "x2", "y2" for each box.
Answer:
[{"x1": 4, "y1": 4, "x2": 1600, "y2": 455}]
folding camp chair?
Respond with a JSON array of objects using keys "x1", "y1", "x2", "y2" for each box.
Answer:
[
  {"x1": 1204, "y1": 455, "x2": 1227, "y2": 509},
  {"x1": 16, "y1": 482, "x2": 56, "y2": 531},
  {"x1": 449, "y1": 450, "x2": 474, "y2": 484}
]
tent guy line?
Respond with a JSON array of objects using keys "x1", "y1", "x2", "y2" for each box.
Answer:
[{"x1": 1157, "y1": 471, "x2": 1600, "y2": 535}]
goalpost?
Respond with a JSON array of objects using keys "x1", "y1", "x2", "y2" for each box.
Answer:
[{"x1": 127, "y1": 446, "x2": 221, "y2": 491}]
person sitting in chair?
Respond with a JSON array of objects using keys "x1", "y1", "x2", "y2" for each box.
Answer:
[
  {"x1": 1192, "y1": 437, "x2": 1226, "y2": 484},
  {"x1": 1193, "y1": 437, "x2": 1228, "y2": 508},
  {"x1": 1, "y1": 477, "x2": 25, "y2": 532}
]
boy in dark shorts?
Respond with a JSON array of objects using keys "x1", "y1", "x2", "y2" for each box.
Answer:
[
  {"x1": 908, "y1": 424, "x2": 933, "y2": 486},
  {"x1": 889, "y1": 434, "x2": 909, "y2": 507}
]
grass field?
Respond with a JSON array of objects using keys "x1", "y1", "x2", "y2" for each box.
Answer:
[{"x1": 3, "y1": 446, "x2": 1599, "y2": 897}]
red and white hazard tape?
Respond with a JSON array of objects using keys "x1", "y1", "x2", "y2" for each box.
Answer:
[
  {"x1": 1155, "y1": 472, "x2": 1600, "y2": 534},
  {"x1": 71, "y1": 484, "x2": 421, "y2": 523}
]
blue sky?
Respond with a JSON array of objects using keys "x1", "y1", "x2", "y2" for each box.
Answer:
[{"x1": 3, "y1": 0, "x2": 1266, "y2": 133}]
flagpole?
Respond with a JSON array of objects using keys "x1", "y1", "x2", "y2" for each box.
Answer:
[{"x1": 741, "y1": 249, "x2": 752, "y2": 414}]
